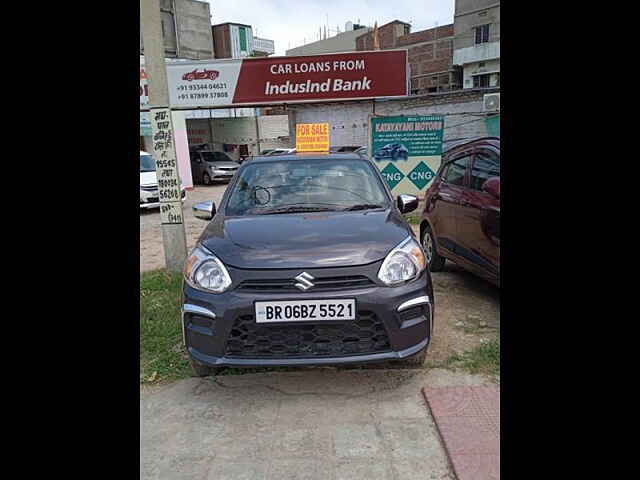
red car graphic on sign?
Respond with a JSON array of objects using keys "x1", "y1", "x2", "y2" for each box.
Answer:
[{"x1": 182, "y1": 69, "x2": 219, "y2": 82}]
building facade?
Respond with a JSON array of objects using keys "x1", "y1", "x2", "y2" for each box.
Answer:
[
  {"x1": 287, "y1": 87, "x2": 498, "y2": 154},
  {"x1": 286, "y1": 23, "x2": 371, "y2": 56},
  {"x1": 213, "y1": 22, "x2": 275, "y2": 58},
  {"x1": 356, "y1": 21, "x2": 461, "y2": 94},
  {"x1": 452, "y1": 0, "x2": 500, "y2": 89},
  {"x1": 139, "y1": 0, "x2": 214, "y2": 60}
]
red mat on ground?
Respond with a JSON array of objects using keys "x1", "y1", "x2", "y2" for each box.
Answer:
[{"x1": 422, "y1": 386, "x2": 500, "y2": 480}]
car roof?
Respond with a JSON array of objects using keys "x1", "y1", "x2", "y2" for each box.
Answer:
[
  {"x1": 247, "y1": 152, "x2": 367, "y2": 163},
  {"x1": 443, "y1": 137, "x2": 500, "y2": 154}
]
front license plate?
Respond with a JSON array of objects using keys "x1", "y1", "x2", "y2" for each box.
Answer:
[{"x1": 255, "y1": 299, "x2": 356, "y2": 323}]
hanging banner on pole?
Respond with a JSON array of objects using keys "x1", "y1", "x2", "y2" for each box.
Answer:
[
  {"x1": 370, "y1": 115, "x2": 445, "y2": 197},
  {"x1": 150, "y1": 108, "x2": 184, "y2": 225}
]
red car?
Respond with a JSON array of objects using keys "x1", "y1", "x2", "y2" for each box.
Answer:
[
  {"x1": 420, "y1": 137, "x2": 500, "y2": 286},
  {"x1": 182, "y1": 69, "x2": 219, "y2": 82}
]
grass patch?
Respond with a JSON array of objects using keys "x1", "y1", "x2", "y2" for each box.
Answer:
[
  {"x1": 140, "y1": 269, "x2": 191, "y2": 384},
  {"x1": 447, "y1": 339, "x2": 500, "y2": 378},
  {"x1": 404, "y1": 214, "x2": 421, "y2": 225}
]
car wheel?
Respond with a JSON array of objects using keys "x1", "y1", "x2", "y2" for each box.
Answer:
[
  {"x1": 422, "y1": 224, "x2": 446, "y2": 272},
  {"x1": 403, "y1": 348, "x2": 427, "y2": 366},
  {"x1": 188, "y1": 356, "x2": 220, "y2": 377},
  {"x1": 203, "y1": 172, "x2": 211, "y2": 185}
]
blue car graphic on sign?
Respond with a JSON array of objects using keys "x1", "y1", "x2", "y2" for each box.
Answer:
[{"x1": 374, "y1": 143, "x2": 409, "y2": 161}]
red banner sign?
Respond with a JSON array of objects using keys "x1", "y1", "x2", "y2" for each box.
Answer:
[{"x1": 165, "y1": 50, "x2": 408, "y2": 108}]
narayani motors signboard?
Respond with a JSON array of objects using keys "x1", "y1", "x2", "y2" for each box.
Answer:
[
  {"x1": 165, "y1": 50, "x2": 408, "y2": 108},
  {"x1": 370, "y1": 115, "x2": 445, "y2": 197},
  {"x1": 296, "y1": 123, "x2": 329, "y2": 152}
]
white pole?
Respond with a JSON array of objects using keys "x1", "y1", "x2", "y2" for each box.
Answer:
[{"x1": 140, "y1": 0, "x2": 188, "y2": 272}]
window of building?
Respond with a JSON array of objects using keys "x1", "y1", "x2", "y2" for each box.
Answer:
[
  {"x1": 478, "y1": 62, "x2": 486, "y2": 68},
  {"x1": 473, "y1": 74, "x2": 491, "y2": 88},
  {"x1": 474, "y1": 24, "x2": 490, "y2": 44}
]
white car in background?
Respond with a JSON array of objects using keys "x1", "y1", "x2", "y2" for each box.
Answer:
[
  {"x1": 140, "y1": 151, "x2": 186, "y2": 210},
  {"x1": 265, "y1": 148, "x2": 296, "y2": 156}
]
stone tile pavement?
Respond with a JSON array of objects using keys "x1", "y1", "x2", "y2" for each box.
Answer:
[{"x1": 422, "y1": 385, "x2": 500, "y2": 480}]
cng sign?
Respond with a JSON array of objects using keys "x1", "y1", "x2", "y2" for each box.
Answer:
[{"x1": 370, "y1": 115, "x2": 444, "y2": 197}]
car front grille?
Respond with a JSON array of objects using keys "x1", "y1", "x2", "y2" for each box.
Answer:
[
  {"x1": 140, "y1": 185, "x2": 158, "y2": 192},
  {"x1": 224, "y1": 311, "x2": 391, "y2": 358},
  {"x1": 237, "y1": 275, "x2": 375, "y2": 292}
]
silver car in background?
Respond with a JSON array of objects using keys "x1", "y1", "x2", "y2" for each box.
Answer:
[{"x1": 190, "y1": 150, "x2": 240, "y2": 185}]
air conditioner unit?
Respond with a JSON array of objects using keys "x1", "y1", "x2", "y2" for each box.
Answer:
[{"x1": 483, "y1": 93, "x2": 500, "y2": 112}]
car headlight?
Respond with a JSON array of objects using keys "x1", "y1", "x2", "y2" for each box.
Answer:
[
  {"x1": 377, "y1": 236, "x2": 426, "y2": 286},
  {"x1": 183, "y1": 244, "x2": 232, "y2": 293}
]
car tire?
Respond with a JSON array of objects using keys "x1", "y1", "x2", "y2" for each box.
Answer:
[
  {"x1": 403, "y1": 348, "x2": 427, "y2": 366},
  {"x1": 422, "y1": 224, "x2": 446, "y2": 272},
  {"x1": 188, "y1": 356, "x2": 220, "y2": 377},
  {"x1": 203, "y1": 172, "x2": 211, "y2": 185}
]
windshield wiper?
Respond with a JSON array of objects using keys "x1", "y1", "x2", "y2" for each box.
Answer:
[
  {"x1": 342, "y1": 204, "x2": 385, "y2": 211},
  {"x1": 258, "y1": 205, "x2": 338, "y2": 215}
]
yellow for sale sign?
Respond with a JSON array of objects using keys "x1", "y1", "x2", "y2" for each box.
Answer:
[{"x1": 296, "y1": 123, "x2": 329, "y2": 152}]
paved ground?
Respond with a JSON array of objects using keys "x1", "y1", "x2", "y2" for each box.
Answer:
[
  {"x1": 423, "y1": 386, "x2": 500, "y2": 480},
  {"x1": 140, "y1": 184, "x2": 228, "y2": 273},
  {"x1": 141, "y1": 368, "x2": 493, "y2": 480}
]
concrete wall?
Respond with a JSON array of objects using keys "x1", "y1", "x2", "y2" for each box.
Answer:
[
  {"x1": 287, "y1": 89, "x2": 494, "y2": 148},
  {"x1": 141, "y1": 0, "x2": 214, "y2": 59},
  {"x1": 175, "y1": 0, "x2": 214, "y2": 59},
  {"x1": 286, "y1": 28, "x2": 372, "y2": 56}
]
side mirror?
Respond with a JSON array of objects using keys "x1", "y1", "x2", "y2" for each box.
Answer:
[
  {"x1": 193, "y1": 200, "x2": 216, "y2": 220},
  {"x1": 482, "y1": 177, "x2": 500, "y2": 199},
  {"x1": 397, "y1": 194, "x2": 418, "y2": 214}
]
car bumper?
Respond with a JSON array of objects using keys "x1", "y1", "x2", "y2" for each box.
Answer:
[
  {"x1": 211, "y1": 170, "x2": 236, "y2": 181},
  {"x1": 181, "y1": 266, "x2": 434, "y2": 368}
]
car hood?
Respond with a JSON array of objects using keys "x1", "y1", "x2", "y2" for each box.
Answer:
[
  {"x1": 140, "y1": 171, "x2": 157, "y2": 186},
  {"x1": 207, "y1": 161, "x2": 239, "y2": 168},
  {"x1": 199, "y1": 209, "x2": 412, "y2": 269}
]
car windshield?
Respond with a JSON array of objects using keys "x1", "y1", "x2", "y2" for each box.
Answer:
[
  {"x1": 226, "y1": 158, "x2": 390, "y2": 216},
  {"x1": 140, "y1": 154, "x2": 156, "y2": 172},
  {"x1": 201, "y1": 152, "x2": 232, "y2": 163}
]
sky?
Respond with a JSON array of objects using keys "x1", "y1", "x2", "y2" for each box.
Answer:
[{"x1": 202, "y1": 0, "x2": 455, "y2": 56}]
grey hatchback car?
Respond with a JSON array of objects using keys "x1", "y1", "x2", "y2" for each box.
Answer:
[
  {"x1": 190, "y1": 150, "x2": 240, "y2": 185},
  {"x1": 182, "y1": 153, "x2": 434, "y2": 376}
]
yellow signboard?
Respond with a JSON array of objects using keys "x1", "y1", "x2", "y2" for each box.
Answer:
[{"x1": 296, "y1": 123, "x2": 329, "y2": 152}]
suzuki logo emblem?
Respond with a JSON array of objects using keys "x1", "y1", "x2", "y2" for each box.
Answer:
[{"x1": 294, "y1": 272, "x2": 315, "y2": 291}]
